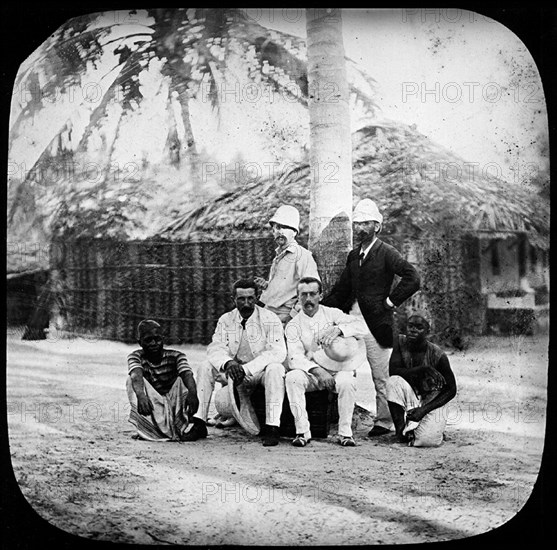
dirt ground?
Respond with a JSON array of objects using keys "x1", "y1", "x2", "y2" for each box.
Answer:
[{"x1": 5, "y1": 329, "x2": 548, "y2": 545}]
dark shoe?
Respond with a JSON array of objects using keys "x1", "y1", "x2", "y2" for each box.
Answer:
[
  {"x1": 181, "y1": 419, "x2": 208, "y2": 441},
  {"x1": 368, "y1": 425, "x2": 391, "y2": 437},
  {"x1": 292, "y1": 434, "x2": 310, "y2": 447},
  {"x1": 262, "y1": 425, "x2": 280, "y2": 446},
  {"x1": 340, "y1": 436, "x2": 356, "y2": 447}
]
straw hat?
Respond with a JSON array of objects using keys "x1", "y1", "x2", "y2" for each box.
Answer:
[
  {"x1": 214, "y1": 382, "x2": 260, "y2": 435},
  {"x1": 313, "y1": 336, "x2": 361, "y2": 372}
]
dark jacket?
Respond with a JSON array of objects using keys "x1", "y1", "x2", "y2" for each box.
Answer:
[{"x1": 322, "y1": 239, "x2": 420, "y2": 348}]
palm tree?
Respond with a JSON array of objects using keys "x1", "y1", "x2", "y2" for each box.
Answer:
[
  {"x1": 8, "y1": 8, "x2": 377, "y2": 242},
  {"x1": 305, "y1": 8, "x2": 353, "y2": 292}
]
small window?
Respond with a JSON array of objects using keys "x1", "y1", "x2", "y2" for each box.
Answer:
[
  {"x1": 491, "y1": 240, "x2": 500, "y2": 276},
  {"x1": 518, "y1": 236, "x2": 527, "y2": 277},
  {"x1": 530, "y1": 245, "x2": 537, "y2": 267}
]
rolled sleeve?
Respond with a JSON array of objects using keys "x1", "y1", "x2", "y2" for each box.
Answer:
[
  {"x1": 127, "y1": 351, "x2": 143, "y2": 375},
  {"x1": 176, "y1": 352, "x2": 192, "y2": 375}
]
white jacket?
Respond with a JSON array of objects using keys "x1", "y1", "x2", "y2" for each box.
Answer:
[
  {"x1": 285, "y1": 305, "x2": 368, "y2": 373},
  {"x1": 207, "y1": 305, "x2": 286, "y2": 376}
]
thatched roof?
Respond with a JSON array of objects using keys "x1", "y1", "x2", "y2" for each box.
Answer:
[{"x1": 159, "y1": 121, "x2": 550, "y2": 249}]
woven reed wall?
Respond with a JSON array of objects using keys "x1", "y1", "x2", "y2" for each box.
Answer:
[
  {"x1": 51, "y1": 237, "x2": 275, "y2": 344},
  {"x1": 50, "y1": 235, "x2": 480, "y2": 346}
]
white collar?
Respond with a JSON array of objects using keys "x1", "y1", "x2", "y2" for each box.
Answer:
[
  {"x1": 360, "y1": 237, "x2": 378, "y2": 259},
  {"x1": 234, "y1": 307, "x2": 260, "y2": 325},
  {"x1": 275, "y1": 240, "x2": 298, "y2": 255},
  {"x1": 299, "y1": 306, "x2": 324, "y2": 321}
]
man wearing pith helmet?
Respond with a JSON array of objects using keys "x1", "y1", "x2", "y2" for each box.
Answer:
[
  {"x1": 255, "y1": 205, "x2": 320, "y2": 325},
  {"x1": 322, "y1": 198, "x2": 420, "y2": 438}
]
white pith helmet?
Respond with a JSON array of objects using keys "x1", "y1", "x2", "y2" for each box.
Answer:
[
  {"x1": 312, "y1": 336, "x2": 362, "y2": 372},
  {"x1": 323, "y1": 336, "x2": 360, "y2": 363},
  {"x1": 269, "y1": 205, "x2": 300, "y2": 233},
  {"x1": 352, "y1": 199, "x2": 383, "y2": 224}
]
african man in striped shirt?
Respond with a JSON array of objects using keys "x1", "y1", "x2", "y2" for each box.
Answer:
[{"x1": 126, "y1": 320, "x2": 200, "y2": 441}]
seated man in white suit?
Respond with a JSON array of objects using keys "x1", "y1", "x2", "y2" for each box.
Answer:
[
  {"x1": 285, "y1": 277, "x2": 368, "y2": 447},
  {"x1": 186, "y1": 278, "x2": 287, "y2": 446}
]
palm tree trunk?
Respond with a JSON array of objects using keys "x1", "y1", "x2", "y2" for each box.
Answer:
[{"x1": 306, "y1": 8, "x2": 353, "y2": 293}]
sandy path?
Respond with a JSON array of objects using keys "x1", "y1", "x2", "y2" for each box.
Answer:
[{"x1": 6, "y1": 332, "x2": 548, "y2": 545}]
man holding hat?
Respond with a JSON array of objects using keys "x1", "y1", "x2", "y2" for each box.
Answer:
[
  {"x1": 387, "y1": 310, "x2": 457, "y2": 447},
  {"x1": 322, "y1": 198, "x2": 420, "y2": 437},
  {"x1": 188, "y1": 279, "x2": 287, "y2": 446},
  {"x1": 285, "y1": 277, "x2": 368, "y2": 447},
  {"x1": 255, "y1": 205, "x2": 320, "y2": 325},
  {"x1": 126, "y1": 320, "x2": 199, "y2": 441}
]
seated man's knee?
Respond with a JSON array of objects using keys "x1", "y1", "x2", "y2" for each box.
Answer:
[
  {"x1": 386, "y1": 375, "x2": 407, "y2": 392},
  {"x1": 334, "y1": 371, "x2": 356, "y2": 391},
  {"x1": 285, "y1": 369, "x2": 307, "y2": 387},
  {"x1": 385, "y1": 375, "x2": 412, "y2": 404},
  {"x1": 265, "y1": 362, "x2": 286, "y2": 378}
]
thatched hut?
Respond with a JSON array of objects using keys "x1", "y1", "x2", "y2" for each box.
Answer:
[
  {"x1": 158, "y1": 121, "x2": 550, "y2": 342},
  {"x1": 161, "y1": 122, "x2": 548, "y2": 243},
  {"x1": 12, "y1": 120, "x2": 548, "y2": 346}
]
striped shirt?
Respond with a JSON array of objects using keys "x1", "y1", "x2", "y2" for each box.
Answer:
[{"x1": 127, "y1": 349, "x2": 191, "y2": 396}]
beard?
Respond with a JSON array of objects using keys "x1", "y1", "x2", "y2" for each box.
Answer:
[
  {"x1": 239, "y1": 305, "x2": 255, "y2": 318},
  {"x1": 356, "y1": 229, "x2": 374, "y2": 244}
]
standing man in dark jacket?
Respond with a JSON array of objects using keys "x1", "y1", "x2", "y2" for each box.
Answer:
[{"x1": 322, "y1": 199, "x2": 420, "y2": 437}]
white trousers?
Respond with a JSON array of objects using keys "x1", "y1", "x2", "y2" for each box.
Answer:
[
  {"x1": 386, "y1": 375, "x2": 447, "y2": 447},
  {"x1": 362, "y1": 331, "x2": 394, "y2": 430},
  {"x1": 194, "y1": 361, "x2": 285, "y2": 427},
  {"x1": 285, "y1": 369, "x2": 356, "y2": 438}
]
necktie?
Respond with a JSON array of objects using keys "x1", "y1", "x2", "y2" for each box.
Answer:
[
  {"x1": 236, "y1": 318, "x2": 254, "y2": 363},
  {"x1": 359, "y1": 252, "x2": 365, "y2": 266}
]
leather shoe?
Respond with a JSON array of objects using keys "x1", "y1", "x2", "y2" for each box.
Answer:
[
  {"x1": 262, "y1": 425, "x2": 280, "y2": 446},
  {"x1": 368, "y1": 425, "x2": 391, "y2": 437},
  {"x1": 181, "y1": 420, "x2": 208, "y2": 441}
]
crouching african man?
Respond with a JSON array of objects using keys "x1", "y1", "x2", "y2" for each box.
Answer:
[
  {"x1": 386, "y1": 311, "x2": 457, "y2": 447},
  {"x1": 126, "y1": 320, "x2": 199, "y2": 441},
  {"x1": 285, "y1": 277, "x2": 368, "y2": 447}
]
